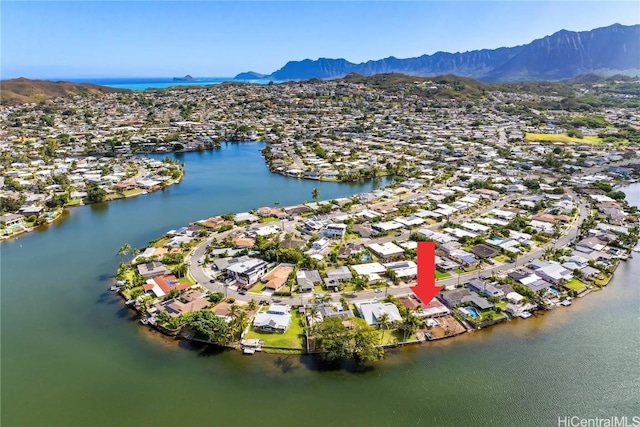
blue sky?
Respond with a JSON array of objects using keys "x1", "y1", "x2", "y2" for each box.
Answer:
[{"x1": 2, "y1": 1, "x2": 639, "y2": 78}]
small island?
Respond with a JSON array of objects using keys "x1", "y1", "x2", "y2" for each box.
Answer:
[{"x1": 173, "y1": 75, "x2": 195, "y2": 82}]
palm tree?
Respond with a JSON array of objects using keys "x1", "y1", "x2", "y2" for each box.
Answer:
[
  {"x1": 248, "y1": 299, "x2": 257, "y2": 311},
  {"x1": 306, "y1": 306, "x2": 319, "y2": 331},
  {"x1": 229, "y1": 304, "x2": 241, "y2": 321},
  {"x1": 231, "y1": 310, "x2": 249, "y2": 340},
  {"x1": 378, "y1": 313, "x2": 391, "y2": 344},
  {"x1": 339, "y1": 295, "x2": 348, "y2": 311},
  {"x1": 173, "y1": 263, "x2": 188, "y2": 278},
  {"x1": 117, "y1": 243, "x2": 131, "y2": 264},
  {"x1": 311, "y1": 187, "x2": 320, "y2": 202},
  {"x1": 310, "y1": 294, "x2": 329, "y2": 305}
]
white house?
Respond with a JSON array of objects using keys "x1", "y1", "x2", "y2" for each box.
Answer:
[
  {"x1": 321, "y1": 223, "x2": 347, "y2": 239},
  {"x1": 253, "y1": 304, "x2": 292, "y2": 333}
]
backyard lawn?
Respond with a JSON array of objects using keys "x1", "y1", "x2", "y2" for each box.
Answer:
[
  {"x1": 480, "y1": 310, "x2": 504, "y2": 322},
  {"x1": 565, "y1": 278, "x2": 587, "y2": 292},
  {"x1": 593, "y1": 274, "x2": 611, "y2": 286},
  {"x1": 65, "y1": 199, "x2": 83, "y2": 207},
  {"x1": 244, "y1": 309, "x2": 305, "y2": 349},
  {"x1": 123, "y1": 188, "x2": 144, "y2": 197},
  {"x1": 376, "y1": 329, "x2": 419, "y2": 345},
  {"x1": 152, "y1": 237, "x2": 169, "y2": 247},
  {"x1": 495, "y1": 301, "x2": 508, "y2": 311}
]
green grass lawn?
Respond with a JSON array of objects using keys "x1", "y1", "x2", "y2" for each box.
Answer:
[
  {"x1": 376, "y1": 329, "x2": 418, "y2": 345},
  {"x1": 123, "y1": 188, "x2": 144, "y2": 197},
  {"x1": 495, "y1": 301, "x2": 508, "y2": 311},
  {"x1": 565, "y1": 278, "x2": 587, "y2": 292},
  {"x1": 340, "y1": 282, "x2": 361, "y2": 294},
  {"x1": 179, "y1": 275, "x2": 195, "y2": 285},
  {"x1": 260, "y1": 217, "x2": 279, "y2": 223},
  {"x1": 478, "y1": 310, "x2": 506, "y2": 323},
  {"x1": 244, "y1": 309, "x2": 305, "y2": 349},
  {"x1": 525, "y1": 133, "x2": 602, "y2": 144},
  {"x1": 152, "y1": 237, "x2": 169, "y2": 247},
  {"x1": 121, "y1": 285, "x2": 143, "y2": 300},
  {"x1": 249, "y1": 283, "x2": 266, "y2": 294},
  {"x1": 493, "y1": 254, "x2": 510, "y2": 263},
  {"x1": 592, "y1": 274, "x2": 611, "y2": 286},
  {"x1": 65, "y1": 199, "x2": 83, "y2": 207},
  {"x1": 435, "y1": 270, "x2": 451, "y2": 280}
]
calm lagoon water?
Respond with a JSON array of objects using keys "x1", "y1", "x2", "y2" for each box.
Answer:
[{"x1": 1, "y1": 143, "x2": 638, "y2": 426}]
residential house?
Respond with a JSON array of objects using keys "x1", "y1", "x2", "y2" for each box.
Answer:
[
  {"x1": 226, "y1": 258, "x2": 269, "y2": 287},
  {"x1": 471, "y1": 244, "x2": 499, "y2": 259},
  {"x1": 324, "y1": 266, "x2": 353, "y2": 291},
  {"x1": 575, "y1": 237, "x2": 607, "y2": 253},
  {"x1": 155, "y1": 291, "x2": 210, "y2": 317},
  {"x1": 383, "y1": 261, "x2": 418, "y2": 279},
  {"x1": 367, "y1": 242, "x2": 405, "y2": 261},
  {"x1": 262, "y1": 264, "x2": 294, "y2": 292},
  {"x1": 530, "y1": 261, "x2": 573, "y2": 285},
  {"x1": 321, "y1": 223, "x2": 347, "y2": 239},
  {"x1": 0, "y1": 213, "x2": 24, "y2": 227},
  {"x1": 137, "y1": 261, "x2": 172, "y2": 279},
  {"x1": 351, "y1": 262, "x2": 386, "y2": 282},
  {"x1": 467, "y1": 278, "x2": 505, "y2": 298},
  {"x1": 297, "y1": 270, "x2": 322, "y2": 293},
  {"x1": 355, "y1": 301, "x2": 402, "y2": 326},
  {"x1": 253, "y1": 304, "x2": 292, "y2": 333},
  {"x1": 143, "y1": 275, "x2": 191, "y2": 298}
]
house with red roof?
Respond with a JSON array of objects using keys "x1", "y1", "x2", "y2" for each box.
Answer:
[{"x1": 143, "y1": 274, "x2": 191, "y2": 298}]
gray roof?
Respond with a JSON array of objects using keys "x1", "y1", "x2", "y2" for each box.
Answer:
[
  {"x1": 462, "y1": 293, "x2": 494, "y2": 310},
  {"x1": 325, "y1": 266, "x2": 352, "y2": 281}
]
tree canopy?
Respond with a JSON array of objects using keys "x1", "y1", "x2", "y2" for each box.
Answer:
[
  {"x1": 187, "y1": 310, "x2": 232, "y2": 345},
  {"x1": 313, "y1": 317, "x2": 383, "y2": 363}
]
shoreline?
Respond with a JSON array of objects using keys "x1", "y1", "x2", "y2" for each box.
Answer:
[
  {"x1": 112, "y1": 179, "x2": 639, "y2": 359},
  {"x1": 0, "y1": 167, "x2": 185, "y2": 242}
]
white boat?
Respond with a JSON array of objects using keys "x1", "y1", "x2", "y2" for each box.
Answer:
[
  {"x1": 519, "y1": 311, "x2": 532, "y2": 319},
  {"x1": 110, "y1": 286, "x2": 118, "y2": 291},
  {"x1": 560, "y1": 299, "x2": 572, "y2": 306},
  {"x1": 242, "y1": 348, "x2": 256, "y2": 355}
]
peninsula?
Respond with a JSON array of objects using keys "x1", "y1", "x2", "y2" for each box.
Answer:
[{"x1": 115, "y1": 159, "x2": 638, "y2": 361}]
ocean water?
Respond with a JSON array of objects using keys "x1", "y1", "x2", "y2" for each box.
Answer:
[{"x1": 65, "y1": 76, "x2": 277, "y2": 90}]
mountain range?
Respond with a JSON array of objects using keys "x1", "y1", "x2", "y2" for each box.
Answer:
[{"x1": 235, "y1": 23, "x2": 640, "y2": 82}]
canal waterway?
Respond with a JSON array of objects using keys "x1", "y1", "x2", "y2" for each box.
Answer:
[{"x1": 1, "y1": 142, "x2": 639, "y2": 426}]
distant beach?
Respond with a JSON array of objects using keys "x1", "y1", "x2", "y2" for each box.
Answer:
[{"x1": 64, "y1": 77, "x2": 277, "y2": 90}]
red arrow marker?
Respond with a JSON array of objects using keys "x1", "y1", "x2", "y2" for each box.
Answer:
[{"x1": 410, "y1": 241, "x2": 442, "y2": 304}]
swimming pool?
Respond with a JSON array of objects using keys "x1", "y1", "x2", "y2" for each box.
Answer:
[{"x1": 464, "y1": 307, "x2": 481, "y2": 319}]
